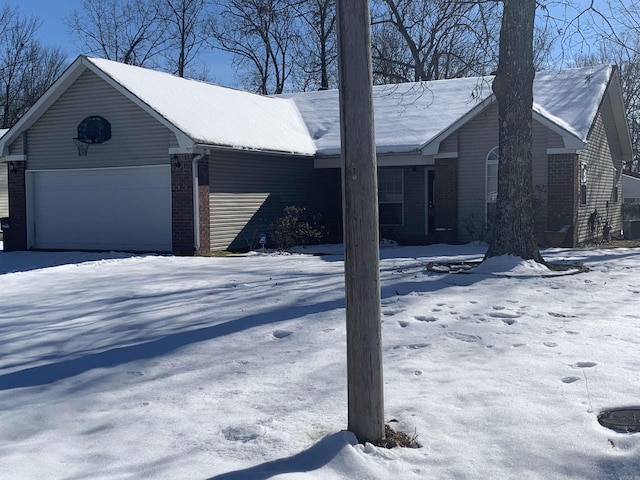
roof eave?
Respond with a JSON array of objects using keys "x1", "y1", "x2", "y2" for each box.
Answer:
[
  {"x1": 0, "y1": 55, "x2": 87, "y2": 156},
  {"x1": 81, "y1": 57, "x2": 196, "y2": 151},
  {"x1": 420, "y1": 93, "x2": 496, "y2": 156},
  {"x1": 195, "y1": 142, "x2": 316, "y2": 157}
]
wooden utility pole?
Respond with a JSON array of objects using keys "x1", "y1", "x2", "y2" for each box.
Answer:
[{"x1": 336, "y1": 0, "x2": 385, "y2": 444}]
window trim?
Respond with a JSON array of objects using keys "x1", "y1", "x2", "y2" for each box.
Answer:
[
  {"x1": 486, "y1": 146, "x2": 499, "y2": 223},
  {"x1": 580, "y1": 162, "x2": 588, "y2": 206},
  {"x1": 378, "y1": 168, "x2": 404, "y2": 226}
]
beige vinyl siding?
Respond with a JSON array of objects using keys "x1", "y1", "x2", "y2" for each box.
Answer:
[
  {"x1": 209, "y1": 151, "x2": 315, "y2": 251},
  {"x1": 25, "y1": 70, "x2": 175, "y2": 170},
  {"x1": 439, "y1": 131, "x2": 459, "y2": 153},
  {"x1": 456, "y1": 102, "x2": 562, "y2": 242},
  {"x1": 0, "y1": 162, "x2": 7, "y2": 217},
  {"x1": 575, "y1": 96, "x2": 623, "y2": 243},
  {"x1": 457, "y1": 104, "x2": 499, "y2": 242},
  {"x1": 8, "y1": 133, "x2": 24, "y2": 156}
]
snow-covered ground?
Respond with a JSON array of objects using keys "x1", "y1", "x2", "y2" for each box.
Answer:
[{"x1": 0, "y1": 243, "x2": 639, "y2": 479}]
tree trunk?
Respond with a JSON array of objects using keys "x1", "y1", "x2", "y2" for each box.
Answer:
[{"x1": 485, "y1": 0, "x2": 543, "y2": 263}]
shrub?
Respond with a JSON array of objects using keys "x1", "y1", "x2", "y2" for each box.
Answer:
[{"x1": 274, "y1": 206, "x2": 325, "y2": 251}]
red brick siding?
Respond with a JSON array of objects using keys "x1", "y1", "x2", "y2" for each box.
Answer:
[
  {"x1": 5, "y1": 161, "x2": 27, "y2": 251},
  {"x1": 171, "y1": 154, "x2": 195, "y2": 255},
  {"x1": 197, "y1": 157, "x2": 210, "y2": 255}
]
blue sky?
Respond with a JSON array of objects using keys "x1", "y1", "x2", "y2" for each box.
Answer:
[
  {"x1": 2, "y1": 0, "x2": 622, "y2": 88},
  {"x1": 4, "y1": 0, "x2": 236, "y2": 86}
]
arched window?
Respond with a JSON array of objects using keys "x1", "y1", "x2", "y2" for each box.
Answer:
[{"x1": 486, "y1": 147, "x2": 499, "y2": 223}]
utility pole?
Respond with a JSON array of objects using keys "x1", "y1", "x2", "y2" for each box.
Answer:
[{"x1": 336, "y1": 0, "x2": 385, "y2": 444}]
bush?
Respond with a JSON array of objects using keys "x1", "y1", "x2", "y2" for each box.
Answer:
[{"x1": 274, "y1": 206, "x2": 325, "y2": 251}]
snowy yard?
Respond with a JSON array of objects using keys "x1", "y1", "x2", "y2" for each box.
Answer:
[{"x1": 0, "y1": 243, "x2": 639, "y2": 479}]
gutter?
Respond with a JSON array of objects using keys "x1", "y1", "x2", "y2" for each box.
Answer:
[{"x1": 192, "y1": 154, "x2": 203, "y2": 253}]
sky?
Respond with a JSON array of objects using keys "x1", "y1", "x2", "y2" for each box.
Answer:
[
  {"x1": 4, "y1": 0, "x2": 237, "y2": 86},
  {"x1": 2, "y1": 0, "x2": 631, "y2": 89},
  {"x1": 0, "y1": 242, "x2": 639, "y2": 479}
]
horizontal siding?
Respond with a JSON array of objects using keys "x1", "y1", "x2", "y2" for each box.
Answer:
[
  {"x1": 457, "y1": 102, "x2": 559, "y2": 242},
  {"x1": 576, "y1": 105, "x2": 622, "y2": 243},
  {"x1": 26, "y1": 70, "x2": 175, "y2": 170},
  {"x1": 209, "y1": 152, "x2": 316, "y2": 251},
  {"x1": 457, "y1": 104, "x2": 499, "y2": 242},
  {"x1": 8, "y1": 133, "x2": 24, "y2": 156},
  {"x1": 0, "y1": 162, "x2": 7, "y2": 217},
  {"x1": 439, "y1": 131, "x2": 458, "y2": 153}
]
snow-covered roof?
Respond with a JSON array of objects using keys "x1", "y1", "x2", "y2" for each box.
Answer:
[
  {"x1": 282, "y1": 64, "x2": 613, "y2": 156},
  {"x1": 532, "y1": 65, "x2": 611, "y2": 141},
  {"x1": 0, "y1": 57, "x2": 617, "y2": 160},
  {"x1": 85, "y1": 57, "x2": 316, "y2": 155},
  {"x1": 280, "y1": 77, "x2": 495, "y2": 155}
]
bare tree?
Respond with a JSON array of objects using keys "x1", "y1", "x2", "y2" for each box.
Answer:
[
  {"x1": 162, "y1": 0, "x2": 208, "y2": 77},
  {"x1": 290, "y1": 0, "x2": 337, "y2": 90},
  {"x1": 65, "y1": 0, "x2": 168, "y2": 66},
  {"x1": 370, "y1": 0, "x2": 501, "y2": 83},
  {"x1": 208, "y1": 0, "x2": 297, "y2": 94},
  {"x1": 485, "y1": 0, "x2": 543, "y2": 262},
  {"x1": 0, "y1": 6, "x2": 67, "y2": 128}
]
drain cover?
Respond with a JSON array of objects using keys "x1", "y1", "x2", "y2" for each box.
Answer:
[{"x1": 598, "y1": 408, "x2": 640, "y2": 433}]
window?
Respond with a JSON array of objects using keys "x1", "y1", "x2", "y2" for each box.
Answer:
[
  {"x1": 378, "y1": 169, "x2": 404, "y2": 225},
  {"x1": 580, "y1": 162, "x2": 588, "y2": 206},
  {"x1": 486, "y1": 147, "x2": 499, "y2": 223}
]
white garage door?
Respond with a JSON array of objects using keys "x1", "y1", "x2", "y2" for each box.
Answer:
[{"x1": 28, "y1": 165, "x2": 172, "y2": 252}]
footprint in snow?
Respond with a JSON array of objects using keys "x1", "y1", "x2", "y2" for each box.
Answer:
[
  {"x1": 405, "y1": 343, "x2": 431, "y2": 350},
  {"x1": 222, "y1": 425, "x2": 263, "y2": 443},
  {"x1": 391, "y1": 343, "x2": 432, "y2": 350},
  {"x1": 562, "y1": 376, "x2": 581, "y2": 384},
  {"x1": 272, "y1": 330, "x2": 293, "y2": 339},
  {"x1": 502, "y1": 319, "x2": 517, "y2": 326},
  {"x1": 573, "y1": 361, "x2": 597, "y2": 368},
  {"x1": 414, "y1": 315, "x2": 437, "y2": 323},
  {"x1": 489, "y1": 311, "x2": 520, "y2": 320},
  {"x1": 398, "y1": 320, "x2": 410, "y2": 328},
  {"x1": 446, "y1": 332, "x2": 482, "y2": 343},
  {"x1": 543, "y1": 341, "x2": 558, "y2": 347}
]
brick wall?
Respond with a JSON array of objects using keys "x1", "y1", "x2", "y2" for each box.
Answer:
[
  {"x1": 547, "y1": 153, "x2": 578, "y2": 246},
  {"x1": 434, "y1": 158, "x2": 459, "y2": 240},
  {"x1": 4, "y1": 161, "x2": 27, "y2": 251},
  {"x1": 171, "y1": 154, "x2": 212, "y2": 256},
  {"x1": 197, "y1": 156, "x2": 210, "y2": 255},
  {"x1": 171, "y1": 154, "x2": 195, "y2": 255}
]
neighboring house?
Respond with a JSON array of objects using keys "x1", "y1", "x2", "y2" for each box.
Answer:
[
  {"x1": 623, "y1": 172, "x2": 640, "y2": 204},
  {"x1": 0, "y1": 56, "x2": 631, "y2": 254}
]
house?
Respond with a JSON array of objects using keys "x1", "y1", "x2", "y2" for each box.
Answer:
[
  {"x1": 623, "y1": 172, "x2": 640, "y2": 204},
  {"x1": 0, "y1": 56, "x2": 631, "y2": 254}
]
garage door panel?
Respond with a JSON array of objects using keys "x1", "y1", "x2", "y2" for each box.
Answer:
[{"x1": 29, "y1": 166, "x2": 172, "y2": 252}]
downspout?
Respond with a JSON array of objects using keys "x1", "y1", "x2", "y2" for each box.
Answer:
[{"x1": 192, "y1": 154, "x2": 203, "y2": 253}]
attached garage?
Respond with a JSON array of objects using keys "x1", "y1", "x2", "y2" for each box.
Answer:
[
  {"x1": 27, "y1": 165, "x2": 171, "y2": 252},
  {"x1": 0, "y1": 56, "x2": 316, "y2": 255}
]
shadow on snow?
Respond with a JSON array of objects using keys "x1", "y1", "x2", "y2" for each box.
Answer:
[
  {"x1": 205, "y1": 431, "x2": 354, "y2": 480},
  {"x1": 0, "y1": 298, "x2": 342, "y2": 391}
]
